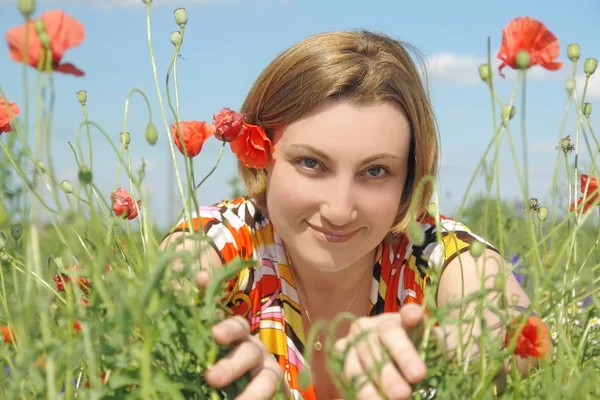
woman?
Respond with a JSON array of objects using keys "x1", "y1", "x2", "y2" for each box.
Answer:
[{"x1": 162, "y1": 30, "x2": 539, "y2": 400}]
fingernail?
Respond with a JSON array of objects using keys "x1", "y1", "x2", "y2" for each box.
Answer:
[{"x1": 408, "y1": 363, "x2": 425, "y2": 381}]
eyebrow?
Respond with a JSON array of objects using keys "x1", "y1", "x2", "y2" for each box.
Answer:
[{"x1": 287, "y1": 144, "x2": 403, "y2": 165}]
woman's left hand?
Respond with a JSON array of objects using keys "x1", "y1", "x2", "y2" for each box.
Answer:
[{"x1": 334, "y1": 303, "x2": 428, "y2": 400}]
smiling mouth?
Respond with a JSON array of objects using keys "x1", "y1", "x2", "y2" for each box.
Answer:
[{"x1": 307, "y1": 223, "x2": 360, "y2": 243}]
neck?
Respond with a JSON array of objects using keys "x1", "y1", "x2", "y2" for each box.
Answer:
[{"x1": 286, "y1": 245, "x2": 375, "y2": 308}]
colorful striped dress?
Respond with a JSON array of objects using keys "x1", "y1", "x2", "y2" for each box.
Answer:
[{"x1": 173, "y1": 197, "x2": 491, "y2": 400}]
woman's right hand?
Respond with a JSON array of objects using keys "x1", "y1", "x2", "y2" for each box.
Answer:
[{"x1": 196, "y1": 271, "x2": 292, "y2": 400}]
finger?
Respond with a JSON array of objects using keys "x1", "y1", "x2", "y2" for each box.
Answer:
[
  {"x1": 211, "y1": 316, "x2": 251, "y2": 345},
  {"x1": 237, "y1": 355, "x2": 290, "y2": 400},
  {"x1": 344, "y1": 344, "x2": 384, "y2": 400},
  {"x1": 379, "y1": 321, "x2": 427, "y2": 384},
  {"x1": 195, "y1": 270, "x2": 210, "y2": 290},
  {"x1": 205, "y1": 336, "x2": 264, "y2": 388},
  {"x1": 400, "y1": 304, "x2": 426, "y2": 344}
]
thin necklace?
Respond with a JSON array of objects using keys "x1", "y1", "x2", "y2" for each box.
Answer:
[{"x1": 284, "y1": 245, "x2": 370, "y2": 352}]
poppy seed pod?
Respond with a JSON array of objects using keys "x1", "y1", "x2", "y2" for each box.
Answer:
[
  {"x1": 76, "y1": 90, "x2": 87, "y2": 105},
  {"x1": 536, "y1": 206, "x2": 549, "y2": 222},
  {"x1": 145, "y1": 122, "x2": 158, "y2": 145},
  {"x1": 426, "y1": 202, "x2": 438, "y2": 217},
  {"x1": 78, "y1": 167, "x2": 92, "y2": 185},
  {"x1": 120, "y1": 131, "x2": 131, "y2": 147},
  {"x1": 584, "y1": 58, "x2": 598, "y2": 75},
  {"x1": 170, "y1": 31, "x2": 182, "y2": 46},
  {"x1": 174, "y1": 8, "x2": 188, "y2": 27},
  {"x1": 407, "y1": 220, "x2": 425, "y2": 246},
  {"x1": 479, "y1": 64, "x2": 492, "y2": 82},
  {"x1": 565, "y1": 78, "x2": 575, "y2": 93},
  {"x1": 17, "y1": 0, "x2": 35, "y2": 18},
  {"x1": 469, "y1": 240, "x2": 485, "y2": 258},
  {"x1": 502, "y1": 105, "x2": 516, "y2": 121},
  {"x1": 583, "y1": 103, "x2": 592, "y2": 117},
  {"x1": 516, "y1": 51, "x2": 531, "y2": 70},
  {"x1": 60, "y1": 180, "x2": 74, "y2": 194},
  {"x1": 10, "y1": 222, "x2": 23, "y2": 240},
  {"x1": 567, "y1": 43, "x2": 580, "y2": 62}
]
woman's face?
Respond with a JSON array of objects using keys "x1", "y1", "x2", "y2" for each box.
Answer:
[{"x1": 266, "y1": 100, "x2": 412, "y2": 273}]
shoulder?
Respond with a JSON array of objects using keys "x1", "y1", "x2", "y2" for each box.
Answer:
[{"x1": 403, "y1": 213, "x2": 496, "y2": 271}]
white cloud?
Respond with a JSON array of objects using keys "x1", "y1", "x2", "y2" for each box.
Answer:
[
  {"x1": 424, "y1": 52, "x2": 579, "y2": 86},
  {"x1": 576, "y1": 72, "x2": 600, "y2": 101}
]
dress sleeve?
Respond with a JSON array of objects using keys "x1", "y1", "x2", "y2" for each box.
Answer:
[
  {"x1": 412, "y1": 214, "x2": 500, "y2": 275},
  {"x1": 170, "y1": 197, "x2": 256, "y2": 265}
]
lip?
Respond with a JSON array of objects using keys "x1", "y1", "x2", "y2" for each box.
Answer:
[{"x1": 306, "y1": 222, "x2": 360, "y2": 243}]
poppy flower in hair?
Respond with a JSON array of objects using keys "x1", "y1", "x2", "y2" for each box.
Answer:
[
  {"x1": 213, "y1": 107, "x2": 244, "y2": 142},
  {"x1": 5, "y1": 9, "x2": 85, "y2": 76},
  {"x1": 172, "y1": 120, "x2": 215, "y2": 158},
  {"x1": 229, "y1": 123, "x2": 274, "y2": 169},
  {"x1": 497, "y1": 17, "x2": 562, "y2": 78}
]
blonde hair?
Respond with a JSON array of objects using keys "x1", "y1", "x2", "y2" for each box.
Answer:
[{"x1": 239, "y1": 30, "x2": 439, "y2": 235}]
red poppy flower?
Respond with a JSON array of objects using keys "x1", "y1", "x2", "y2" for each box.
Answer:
[
  {"x1": 52, "y1": 266, "x2": 91, "y2": 294},
  {"x1": 570, "y1": 174, "x2": 599, "y2": 213},
  {"x1": 1, "y1": 325, "x2": 16, "y2": 344},
  {"x1": 5, "y1": 10, "x2": 85, "y2": 76},
  {"x1": 230, "y1": 124, "x2": 274, "y2": 169},
  {"x1": 110, "y1": 188, "x2": 141, "y2": 220},
  {"x1": 0, "y1": 98, "x2": 21, "y2": 134},
  {"x1": 172, "y1": 120, "x2": 215, "y2": 157},
  {"x1": 497, "y1": 17, "x2": 562, "y2": 78},
  {"x1": 213, "y1": 107, "x2": 244, "y2": 142},
  {"x1": 505, "y1": 316, "x2": 550, "y2": 358},
  {"x1": 73, "y1": 321, "x2": 81, "y2": 334}
]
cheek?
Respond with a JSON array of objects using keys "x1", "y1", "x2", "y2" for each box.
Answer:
[{"x1": 266, "y1": 163, "x2": 319, "y2": 220}]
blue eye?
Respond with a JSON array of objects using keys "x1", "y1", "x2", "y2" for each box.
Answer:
[
  {"x1": 365, "y1": 166, "x2": 387, "y2": 177},
  {"x1": 301, "y1": 158, "x2": 319, "y2": 169}
]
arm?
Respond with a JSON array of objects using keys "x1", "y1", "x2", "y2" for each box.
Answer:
[{"x1": 434, "y1": 248, "x2": 551, "y2": 389}]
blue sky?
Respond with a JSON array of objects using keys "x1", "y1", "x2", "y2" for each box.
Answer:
[{"x1": 1, "y1": 0, "x2": 599, "y2": 229}]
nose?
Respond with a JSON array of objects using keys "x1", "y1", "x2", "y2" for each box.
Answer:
[{"x1": 319, "y1": 178, "x2": 358, "y2": 227}]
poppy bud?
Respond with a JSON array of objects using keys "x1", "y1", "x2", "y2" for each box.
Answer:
[
  {"x1": 10, "y1": 222, "x2": 23, "y2": 240},
  {"x1": 37, "y1": 32, "x2": 51, "y2": 49},
  {"x1": 17, "y1": 0, "x2": 35, "y2": 18},
  {"x1": 567, "y1": 43, "x2": 580, "y2": 62},
  {"x1": 120, "y1": 131, "x2": 131, "y2": 148},
  {"x1": 76, "y1": 90, "x2": 87, "y2": 105},
  {"x1": 35, "y1": 161, "x2": 46, "y2": 175},
  {"x1": 78, "y1": 167, "x2": 92, "y2": 185},
  {"x1": 565, "y1": 78, "x2": 575, "y2": 93},
  {"x1": 60, "y1": 180, "x2": 74, "y2": 194},
  {"x1": 583, "y1": 103, "x2": 592, "y2": 117},
  {"x1": 516, "y1": 51, "x2": 530, "y2": 70},
  {"x1": 502, "y1": 105, "x2": 516, "y2": 121},
  {"x1": 479, "y1": 64, "x2": 492, "y2": 82},
  {"x1": 170, "y1": 31, "x2": 182, "y2": 46},
  {"x1": 174, "y1": 8, "x2": 188, "y2": 27},
  {"x1": 145, "y1": 122, "x2": 158, "y2": 145},
  {"x1": 426, "y1": 202, "x2": 438, "y2": 217},
  {"x1": 536, "y1": 206, "x2": 549, "y2": 222},
  {"x1": 584, "y1": 58, "x2": 598, "y2": 76},
  {"x1": 0, "y1": 251, "x2": 9, "y2": 263},
  {"x1": 33, "y1": 20, "x2": 45, "y2": 34},
  {"x1": 408, "y1": 220, "x2": 425, "y2": 246},
  {"x1": 469, "y1": 240, "x2": 485, "y2": 258},
  {"x1": 142, "y1": 0, "x2": 152, "y2": 3}
]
